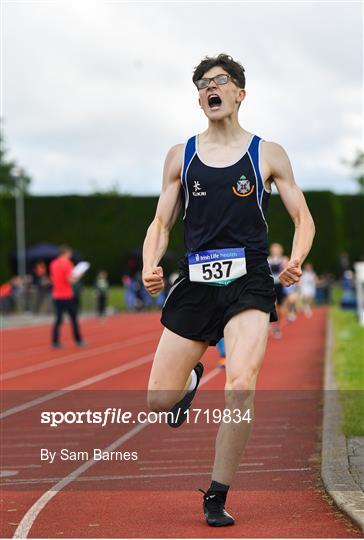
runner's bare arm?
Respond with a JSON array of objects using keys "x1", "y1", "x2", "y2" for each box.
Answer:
[
  {"x1": 263, "y1": 142, "x2": 315, "y2": 286},
  {"x1": 142, "y1": 144, "x2": 183, "y2": 294}
]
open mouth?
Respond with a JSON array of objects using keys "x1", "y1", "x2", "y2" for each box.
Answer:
[{"x1": 208, "y1": 94, "x2": 222, "y2": 110}]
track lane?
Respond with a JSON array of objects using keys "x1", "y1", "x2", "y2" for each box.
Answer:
[
  {"x1": 7, "y1": 364, "x2": 223, "y2": 538},
  {"x1": 1, "y1": 313, "x2": 161, "y2": 371},
  {"x1": 1, "y1": 308, "x2": 361, "y2": 538}
]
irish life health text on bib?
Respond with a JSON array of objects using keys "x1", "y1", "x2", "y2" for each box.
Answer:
[{"x1": 188, "y1": 247, "x2": 247, "y2": 286}]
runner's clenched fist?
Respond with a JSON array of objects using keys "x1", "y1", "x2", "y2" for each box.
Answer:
[
  {"x1": 279, "y1": 259, "x2": 302, "y2": 287},
  {"x1": 143, "y1": 266, "x2": 164, "y2": 295}
]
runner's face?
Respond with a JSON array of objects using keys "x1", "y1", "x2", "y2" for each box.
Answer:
[{"x1": 197, "y1": 67, "x2": 245, "y2": 120}]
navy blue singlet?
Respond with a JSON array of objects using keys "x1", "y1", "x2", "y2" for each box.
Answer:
[{"x1": 180, "y1": 134, "x2": 272, "y2": 273}]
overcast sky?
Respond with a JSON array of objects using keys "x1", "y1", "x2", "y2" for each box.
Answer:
[{"x1": 2, "y1": 1, "x2": 362, "y2": 195}]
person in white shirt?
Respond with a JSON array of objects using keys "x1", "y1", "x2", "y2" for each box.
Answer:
[{"x1": 299, "y1": 263, "x2": 317, "y2": 317}]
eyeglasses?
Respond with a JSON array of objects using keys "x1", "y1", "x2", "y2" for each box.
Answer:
[{"x1": 195, "y1": 73, "x2": 232, "y2": 90}]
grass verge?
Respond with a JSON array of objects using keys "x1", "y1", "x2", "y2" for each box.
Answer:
[
  {"x1": 331, "y1": 307, "x2": 364, "y2": 436},
  {"x1": 81, "y1": 286, "x2": 125, "y2": 313}
]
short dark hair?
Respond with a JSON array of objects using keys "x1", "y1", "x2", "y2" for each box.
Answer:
[
  {"x1": 59, "y1": 244, "x2": 72, "y2": 255},
  {"x1": 192, "y1": 53, "x2": 246, "y2": 89}
]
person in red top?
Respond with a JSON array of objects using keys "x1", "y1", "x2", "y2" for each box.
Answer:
[{"x1": 49, "y1": 245, "x2": 84, "y2": 348}]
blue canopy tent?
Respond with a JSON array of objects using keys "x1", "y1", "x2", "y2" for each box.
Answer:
[{"x1": 11, "y1": 243, "x2": 81, "y2": 274}]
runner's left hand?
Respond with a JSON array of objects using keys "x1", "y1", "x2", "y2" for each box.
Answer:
[{"x1": 279, "y1": 259, "x2": 302, "y2": 286}]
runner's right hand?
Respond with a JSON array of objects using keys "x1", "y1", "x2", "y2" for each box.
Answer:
[
  {"x1": 142, "y1": 266, "x2": 164, "y2": 295},
  {"x1": 279, "y1": 259, "x2": 302, "y2": 286}
]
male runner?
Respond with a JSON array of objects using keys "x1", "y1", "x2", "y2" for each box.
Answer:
[
  {"x1": 142, "y1": 53, "x2": 315, "y2": 526},
  {"x1": 268, "y1": 242, "x2": 286, "y2": 338}
]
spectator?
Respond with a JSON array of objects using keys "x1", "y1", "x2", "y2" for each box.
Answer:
[
  {"x1": 268, "y1": 243, "x2": 286, "y2": 338},
  {"x1": 341, "y1": 270, "x2": 357, "y2": 310},
  {"x1": 33, "y1": 261, "x2": 51, "y2": 314},
  {"x1": 0, "y1": 281, "x2": 12, "y2": 313},
  {"x1": 338, "y1": 252, "x2": 350, "y2": 279},
  {"x1": 95, "y1": 270, "x2": 109, "y2": 317},
  {"x1": 49, "y1": 245, "x2": 85, "y2": 349},
  {"x1": 299, "y1": 263, "x2": 318, "y2": 317},
  {"x1": 10, "y1": 276, "x2": 23, "y2": 313},
  {"x1": 22, "y1": 274, "x2": 33, "y2": 313}
]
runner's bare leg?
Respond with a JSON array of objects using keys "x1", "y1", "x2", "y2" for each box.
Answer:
[
  {"x1": 211, "y1": 309, "x2": 269, "y2": 484},
  {"x1": 148, "y1": 328, "x2": 208, "y2": 411}
]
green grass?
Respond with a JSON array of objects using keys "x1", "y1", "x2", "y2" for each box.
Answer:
[
  {"x1": 331, "y1": 307, "x2": 364, "y2": 436},
  {"x1": 81, "y1": 286, "x2": 125, "y2": 313},
  {"x1": 330, "y1": 285, "x2": 341, "y2": 306}
]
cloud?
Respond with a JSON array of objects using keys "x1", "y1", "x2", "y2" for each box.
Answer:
[{"x1": 3, "y1": 1, "x2": 362, "y2": 194}]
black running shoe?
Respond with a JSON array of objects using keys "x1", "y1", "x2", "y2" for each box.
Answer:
[
  {"x1": 167, "y1": 362, "x2": 204, "y2": 428},
  {"x1": 200, "y1": 489, "x2": 235, "y2": 527}
]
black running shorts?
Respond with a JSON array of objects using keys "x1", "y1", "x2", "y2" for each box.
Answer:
[{"x1": 161, "y1": 262, "x2": 278, "y2": 346}]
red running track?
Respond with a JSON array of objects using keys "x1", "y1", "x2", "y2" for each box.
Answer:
[{"x1": 0, "y1": 308, "x2": 361, "y2": 538}]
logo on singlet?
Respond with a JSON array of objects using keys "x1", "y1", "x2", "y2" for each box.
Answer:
[
  {"x1": 232, "y1": 175, "x2": 255, "y2": 197},
  {"x1": 192, "y1": 180, "x2": 207, "y2": 197}
]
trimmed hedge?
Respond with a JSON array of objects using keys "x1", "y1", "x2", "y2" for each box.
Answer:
[
  {"x1": 0, "y1": 196, "x2": 11, "y2": 280},
  {"x1": 1, "y1": 192, "x2": 363, "y2": 283}
]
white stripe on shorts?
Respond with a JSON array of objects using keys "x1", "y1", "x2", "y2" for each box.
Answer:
[{"x1": 162, "y1": 277, "x2": 186, "y2": 309}]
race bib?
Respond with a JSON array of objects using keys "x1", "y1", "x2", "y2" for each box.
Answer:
[{"x1": 188, "y1": 247, "x2": 247, "y2": 286}]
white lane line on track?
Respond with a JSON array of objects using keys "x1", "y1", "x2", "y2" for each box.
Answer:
[
  {"x1": 177, "y1": 425, "x2": 288, "y2": 434},
  {"x1": 1, "y1": 453, "x2": 280, "y2": 462},
  {"x1": 3, "y1": 317, "x2": 132, "y2": 358},
  {"x1": 1, "y1": 332, "x2": 159, "y2": 381},
  {"x1": 12, "y1": 366, "x2": 223, "y2": 538},
  {"x1": 139, "y1": 463, "x2": 265, "y2": 470},
  {"x1": 245, "y1": 434, "x2": 286, "y2": 438},
  {"x1": 12, "y1": 422, "x2": 147, "y2": 537},
  {"x1": 2, "y1": 442, "x2": 80, "y2": 448},
  {"x1": 253, "y1": 426, "x2": 289, "y2": 431},
  {"x1": 2, "y1": 453, "x2": 49, "y2": 459},
  {"x1": 198, "y1": 367, "x2": 221, "y2": 384},
  {"x1": 1, "y1": 353, "x2": 154, "y2": 419},
  {"x1": 5, "y1": 467, "x2": 312, "y2": 487},
  {"x1": 3, "y1": 327, "x2": 125, "y2": 361},
  {"x1": 1, "y1": 313, "x2": 121, "y2": 334},
  {"x1": 149, "y1": 444, "x2": 283, "y2": 452},
  {"x1": 162, "y1": 436, "x2": 215, "y2": 442},
  {"x1": 5, "y1": 426, "x2": 97, "y2": 432},
  {"x1": 162, "y1": 435, "x2": 285, "y2": 442},
  {"x1": 1, "y1": 465, "x2": 41, "y2": 469},
  {"x1": 0, "y1": 470, "x2": 19, "y2": 478},
  {"x1": 4, "y1": 433, "x2": 93, "y2": 440},
  {"x1": 137, "y1": 456, "x2": 280, "y2": 463}
]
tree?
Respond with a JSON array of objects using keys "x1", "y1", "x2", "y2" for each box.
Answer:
[
  {"x1": 0, "y1": 123, "x2": 31, "y2": 281},
  {"x1": 0, "y1": 124, "x2": 31, "y2": 194},
  {"x1": 348, "y1": 150, "x2": 364, "y2": 194}
]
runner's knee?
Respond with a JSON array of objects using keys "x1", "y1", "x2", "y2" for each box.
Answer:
[
  {"x1": 225, "y1": 369, "x2": 258, "y2": 394},
  {"x1": 147, "y1": 390, "x2": 177, "y2": 413}
]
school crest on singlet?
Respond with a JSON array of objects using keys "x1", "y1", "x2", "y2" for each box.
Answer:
[{"x1": 232, "y1": 175, "x2": 255, "y2": 197}]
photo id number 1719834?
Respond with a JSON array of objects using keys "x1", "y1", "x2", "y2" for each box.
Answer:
[{"x1": 184, "y1": 408, "x2": 252, "y2": 424}]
